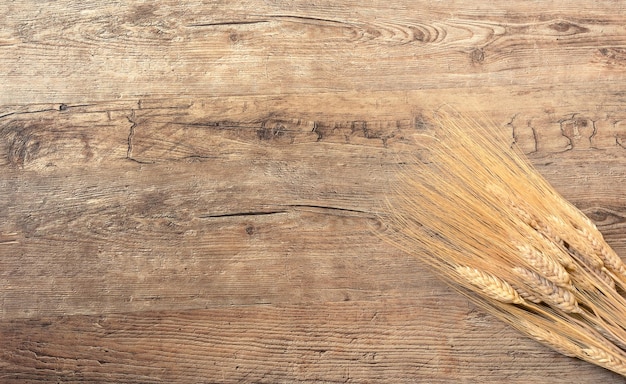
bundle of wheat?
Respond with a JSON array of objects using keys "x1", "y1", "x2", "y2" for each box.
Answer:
[{"x1": 383, "y1": 110, "x2": 626, "y2": 376}]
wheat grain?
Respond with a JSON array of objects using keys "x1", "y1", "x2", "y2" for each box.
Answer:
[
  {"x1": 595, "y1": 267, "x2": 617, "y2": 290},
  {"x1": 487, "y1": 189, "x2": 590, "y2": 275},
  {"x1": 583, "y1": 347, "x2": 626, "y2": 377},
  {"x1": 508, "y1": 198, "x2": 540, "y2": 230},
  {"x1": 570, "y1": 267, "x2": 616, "y2": 292},
  {"x1": 485, "y1": 184, "x2": 541, "y2": 231},
  {"x1": 515, "y1": 243, "x2": 571, "y2": 286},
  {"x1": 541, "y1": 237, "x2": 578, "y2": 271},
  {"x1": 513, "y1": 267, "x2": 581, "y2": 313},
  {"x1": 522, "y1": 321, "x2": 581, "y2": 358},
  {"x1": 511, "y1": 283, "x2": 542, "y2": 304},
  {"x1": 455, "y1": 266, "x2": 524, "y2": 304},
  {"x1": 547, "y1": 215, "x2": 605, "y2": 269},
  {"x1": 577, "y1": 226, "x2": 626, "y2": 278}
]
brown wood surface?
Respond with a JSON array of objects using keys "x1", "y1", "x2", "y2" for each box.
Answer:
[{"x1": 1, "y1": 1, "x2": 626, "y2": 382}]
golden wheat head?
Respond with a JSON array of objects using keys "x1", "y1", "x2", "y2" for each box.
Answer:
[{"x1": 382, "y1": 109, "x2": 626, "y2": 377}]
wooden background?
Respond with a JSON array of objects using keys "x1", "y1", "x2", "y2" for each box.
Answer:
[{"x1": 2, "y1": 1, "x2": 626, "y2": 382}]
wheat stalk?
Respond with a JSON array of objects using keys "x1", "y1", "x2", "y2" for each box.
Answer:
[{"x1": 381, "y1": 109, "x2": 626, "y2": 377}]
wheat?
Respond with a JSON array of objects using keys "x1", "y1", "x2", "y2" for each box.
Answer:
[
  {"x1": 515, "y1": 243, "x2": 571, "y2": 286},
  {"x1": 522, "y1": 320, "x2": 581, "y2": 358},
  {"x1": 382, "y1": 110, "x2": 626, "y2": 377},
  {"x1": 582, "y1": 347, "x2": 626, "y2": 377},
  {"x1": 595, "y1": 267, "x2": 617, "y2": 290},
  {"x1": 571, "y1": 267, "x2": 616, "y2": 292},
  {"x1": 455, "y1": 266, "x2": 524, "y2": 304},
  {"x1": 513, "y1": 267, "x2": 581, "y2": 313},
  {"x1": 546, "y1": 215, "x2": 605, "y2": 269},
  {"x1": 511, "y1": 284, "x2": 542, "y2": 304},
  {"x1": 578, "y1": 226, "x2": 626, "y2": 278},
  {"x1": 541, "y1": 236, "x2": 578, "y2": 272}
]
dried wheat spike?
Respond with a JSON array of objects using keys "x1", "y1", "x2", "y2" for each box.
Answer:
[
  {"x1": 591, "y1": 325, "x2": 626, "y2": 352},
  {"x1": 513, "y1": 267, "x2": 581, "y2": 313},
  {"x1": 485, "y1": 184, "x2": 539, "y2": 230},
  {"x1": 595, "y1": 267, "x2": 617, "y2": 290},
  {"x1": 523, "y1": 322, "x2": 580, "y2": 358},
  {"x1": 569, "y1": 247, "x2": 605, "y2": 273},
  {"x1": 383, "y1": 111, "x2": 626, "y2": 377},
  {"x1": 561, "y1": 200, "x2": 599, "y2": 232},
  {"x1": 511, "y1": 284, "x2": 542, "y2": 304},
  {"x1": 541, "y1": 237, "x2": 577, "y2": 271},
  {"x1": 546, "y1": 215, "x2": 604, "y2": 269},
  {"x1": 583, "y1": 347, "x2": 626, "y2": 377},
  {"x1": 578, "y1": 226, "x2": 626, "y2": 277},
  {"x1": 487, "y1": 187, "x2": 580, "y2": 272},
  {"x1": 510, "y1": 199, "x2": 540, "y2": 230},
  {"x1": 515, "y1": 243, "x2": 571, "y2": 286},
  {"x1": 455, "y1": 266, "x2": 524, "y2": 304},
  {"x1": 571, "y1": 267, "x2": 616, "y2": 292}
]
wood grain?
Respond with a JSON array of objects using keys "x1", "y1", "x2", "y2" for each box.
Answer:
[
  {"x1": 2, "y1": 1, "x2": 626, "y2": 104},
  {"x1": 1, "y1": 0, "x2": 626, "y2": 382},
  {"x1": 1, "y1": 302, "x2": 622, "y2": 383}
]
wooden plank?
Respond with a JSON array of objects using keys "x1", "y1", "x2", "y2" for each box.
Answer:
[
  {"x1": 0, "y1": 302, "x2": 622, "y2": 383},
  {"x1": 2, "y1": 0, "x2": 626, "y2": 381},
  {"x1": 2, "y1": 1, "x2": 626, "y2": 104}
]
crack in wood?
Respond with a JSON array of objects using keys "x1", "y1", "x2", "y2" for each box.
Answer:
[
  {"x1": 264, "y1": 14, "x2": 348, "y2": 26},
  {"x1": 125, "y1": 110, "x2": 154, "y2": 164},
  {"x1": 284, "y1": 204, "x2": 372, "y2": 216},
  {"x1": 0, "y1": 108, "x2": 56, "y2": 120},
  {"x1": 198, "y1": 210, "x2": 287, "y2": 219},
  {"x1": 187, "y1": 20, "x2": 269, "y2": 27}
]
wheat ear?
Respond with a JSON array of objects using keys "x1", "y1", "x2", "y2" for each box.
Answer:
[
  {"x1": 582, "y1": 347, "x2": 626, "y2": 377},
  {"x1": 512, "y1": 267, "x2": 581, "y2": 314},
  {"x1": 455, "y1": 266, "x2": 524, "y2": 304},
  {"x1": 515, "y1": 243, "x2": 571, "y2": 286},
  {"x1": 382, "y1": 110, "x2": 626, "y2": 377}
]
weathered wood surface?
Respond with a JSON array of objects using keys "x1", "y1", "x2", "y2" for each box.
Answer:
[{"x1": 1, "y1": 1, "x2": 626, "y2": 382}]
